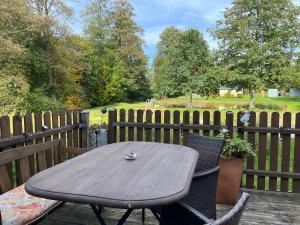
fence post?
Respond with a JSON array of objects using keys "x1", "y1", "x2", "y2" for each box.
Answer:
[
  {"x1": 108, "y1": 109, "x2": 117, "y2": 144},
  {"x1": 226, "y1": 111, "x2": 234, "y2": 139},
  {"x1": 80, "y1": 111, "x2": 90, "y2": 148}
]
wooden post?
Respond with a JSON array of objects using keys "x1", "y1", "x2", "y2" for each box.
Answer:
[
  {"x1": 137, "y1": 110, "x2": 144, "y2": 141},
  {"x1": 80, "y1": 111, "x2": 90, "y2": 148},
  {"x1": 108, "y1": 109, "x2": 117, "y2": 144},
  {"x1": 145, "y1": 110, "x2": 153, "y2": 142},
  {"x1": 246, "y1": 111, "x2": 256, "y2": 189},
  {"x1": 164, "y1": 111, "x2": 171, "y2": 144},
  {"x1": 173, "y1": 111, "x2": 180, "y2": 145},
  {"x1": 293, "y1": 113, "x2": 300, "y2": 193},
  {"x1": 270, "y1": 112, "x2": 279, "y2": 191},
  {"x1": 119, "y1": 109, "x2": 126, "y2": 142},
  {"x1": 128, "y1": 110, "x2": 134, "y2": 141},
  {"x1": 182, "y1": 111, "x2": 190, "y2": 145},
  {"x1": 193, "y1": 111, "x2": 200, "y2": 135},
  {"x1": 257, "y1": 112, "x2": 268, "y2": 190},
  {"x1": 213, "y1": 111, "x2": 221, "y2": 138},
  {"x1": 226, "y1": 111, "x2": 234, "y2": 139},
  {"x1": 13, "y1": 114, "x2": 23, "y2": 186},
  {"x1": 43, "y1": 112, "x2": 52, "y2": 168},
  {"x1": 203, "y1": 111, "x2": 210, "y2": 137},
  {"x1": 281, "y1": 112, "x2": 291, "y2": 192},
  {"x1": 155, "y1": 110, "x2": 161, "y2": 143},
  {"x1": 24, "y1": 113, "x2": 35, "y2": 176}
]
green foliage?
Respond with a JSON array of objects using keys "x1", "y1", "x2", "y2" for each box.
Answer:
[
  {"x1": 152, "y1": 27, "x2": 214, "y2": 99},
  {"x1": 83, "y1": 0, "x2": 151, "y2": 105},
  {"x1": 211, "y1": 0, "x2": 300, "y2": 105},
  {"x1": 222, "y1": 135, "x2": 255, "y2": 159}
]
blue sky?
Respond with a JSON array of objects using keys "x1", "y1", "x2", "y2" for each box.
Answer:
[{"x1": 68, "y1": 0, "x2": 300, "y2": 62}]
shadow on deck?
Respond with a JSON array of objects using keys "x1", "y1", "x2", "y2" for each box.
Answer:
[{"x1": 38, "y1": 189, "x2": 300, "y2": 225}]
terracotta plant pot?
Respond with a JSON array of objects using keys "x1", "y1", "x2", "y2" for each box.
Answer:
[{"x1": 216, "y1": 158, "x2": 244, "y2": 205}]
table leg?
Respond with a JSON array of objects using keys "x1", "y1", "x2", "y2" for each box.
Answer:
[
  {"x1": 142, "y1": 208, "x2": 145, "y2": 223},
  {"x1": 117, "y1": 208, "x2": 134, "y2": 225},
  {"x1": 90, "y1": 205, "x2": 107, "y2": 225}
]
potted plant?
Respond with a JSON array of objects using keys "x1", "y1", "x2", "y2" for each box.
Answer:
[{"x1": 216, "y1": 115, "x2": 255, "y2": 205}]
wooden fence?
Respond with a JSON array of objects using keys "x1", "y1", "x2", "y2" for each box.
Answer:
[
  {"x1": 0, "y1": 110, "x2": 89, "y2": 189},
  {"x1": 108, "y1": 109, "x2": 300, "y2": 193}
]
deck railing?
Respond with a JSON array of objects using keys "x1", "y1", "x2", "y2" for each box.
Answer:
[
  {"x1": 0, "y1": 110, "x2": 89, "y2": 191},
  {"x1": 108, "y1": 109, "x2": 300, "y2": 193}
]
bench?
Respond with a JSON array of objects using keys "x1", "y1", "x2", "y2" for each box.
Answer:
[{"x1": 0, "y1": 139, "x2": 89, "y2": 225}]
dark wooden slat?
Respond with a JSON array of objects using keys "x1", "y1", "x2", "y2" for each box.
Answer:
[
  {"x1": 270, "y1": 112, "x2": 279, "y2": 191},
  {"x1": 137, "y1": 110, "x2": 144, "y2": 141},
  {"x1": 237, "y1": 111, "x2": 244, "y2": 139},
  {"x1": 246, "y1": 111, "x2": 256, "y2": 189},
  {"x1": 60, "y1": 111, "x2": 67, "y2": 147},
  {"x1": 52, "y1": 112, "x2": 59, "y2": 164},
  {"x1": 128, "y1": 109, "x2": 134, "y2": 141},
  {"x1": 193, "y1": 111, "x2": 200, "y2": 135},
  {"x1": 0, "y1": 115, "x2": 13, "y2": 191},
  {"x1": 182, "y1": 111, "x2": 190, "y2": 145},
  {"x1": 24, "y1": 113, "x2": 35, "y2": 176},
  {"x1": 281, "y1": 112, "x2": 291, "y2": 192},
  {"x1": 145, "y1": 110, "x2": 153, "y2": 142},
  {"x1": 44, "y1": 112, "x2": 52, "y2": 168},
  {"x1": 35, "y1": 113, "x2": 43, "y2": 172},
  {"x1": 119, "y1": 109, "x2": 126, "y2": 142},
  {"x1": 108, "y1": 109, "x2": 116, "y2": 144},
  {"x1": 13, "y1": 114, "x2": 23, "y2": 186},
  {"x1": 19, "y1": 157, "x2": 30, "y2": 183},
  {"x1": 293, "y1": 113, "x2": 300, "y2": 193},
  {"x1": 73, "y1": 110, "x2": 79, "y2": 148},
  {"x1": 213, "y1": 111, "x2": 221, "y2": 137},
  {"x1": 155, "y1": 110, "x2": 161, "y2": 142},
  {"x1": 67, "y1": 111, "x2": 73, "y2": 148},
  {"x1": 257, "y1": 112, "x2": 268, "y2": 190},
  {"x1": 173, "y1": 111, "x2": 180, "y2": 145},
  {"x1": 226, "y1": 111, "x2": 234, "y2": 139},
  {"x1": 164, "y1": 111, "x2": 170, "y2": 144},
  {"x1": 0, "y1": 166, "x2": 12, "y2": 193},
  {"x1": 203, "y1": 111, "x2": 210, "y2": 137}
]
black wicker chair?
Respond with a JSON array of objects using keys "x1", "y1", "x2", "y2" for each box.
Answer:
[
  {"x1": 186, "y1": 133, "x2": 226, "y2": 172},
  {"x1": 182, "y1": 166, "x2": 220, "y2": 219},
  {"x1": 160, "y1": 192, "x2": 250, "y2": 225}
]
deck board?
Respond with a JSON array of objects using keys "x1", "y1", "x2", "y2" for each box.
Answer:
[{"x1": 38, "y1": 189, "x2": 300, "y2": 225}]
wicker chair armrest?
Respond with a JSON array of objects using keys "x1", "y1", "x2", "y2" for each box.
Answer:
[
  {"x1": 193, "y1": 166, "x2": 220, "y2": 179},
  {"x1": 179, "y1": 202, "x2": 213, "y2": 224}
]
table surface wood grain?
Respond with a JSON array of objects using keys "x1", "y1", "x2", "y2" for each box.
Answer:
[{"x1": 25, "y1": 142, "x2": 199, "y2": 209}]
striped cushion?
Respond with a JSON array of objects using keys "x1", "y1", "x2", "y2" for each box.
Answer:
[{"x1": 0, "y1": 184, "x2": 59, "y2": 225}]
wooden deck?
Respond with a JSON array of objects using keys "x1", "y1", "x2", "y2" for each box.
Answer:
[{"x1": 39, "y1": 189, "x2": 300, "y2": 225}]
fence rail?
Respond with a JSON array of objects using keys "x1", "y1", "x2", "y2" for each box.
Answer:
[
  {"x1": 108, "y1": 109, "x2": 300, "y2": 193},
  {"x1": 0, "y1": 110, "x2": 89, "y2": 192}
]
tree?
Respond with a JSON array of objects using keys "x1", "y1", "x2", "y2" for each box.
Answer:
[
  {"x1": 211, "y1": 0, "x2": 300, "y2": 107},
  {"x1": 152, "y1": 27, "x2": 211, "y2": 102},
  {"x1": 83, "y1": 0, "x2": 151, "y2": 104}
]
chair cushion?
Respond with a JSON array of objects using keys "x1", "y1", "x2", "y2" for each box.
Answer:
[{"x1": 0, "y1": 184, "x2": 59, "y2": 225}]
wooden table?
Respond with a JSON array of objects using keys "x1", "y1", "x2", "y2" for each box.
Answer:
[{"x1": 25, "y1": 142, "x2": 199, "y2": 225}]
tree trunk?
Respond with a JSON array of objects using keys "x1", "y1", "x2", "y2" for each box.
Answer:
[{"x1": 249, "y1": 90, "x2": 255, "y2": 109}]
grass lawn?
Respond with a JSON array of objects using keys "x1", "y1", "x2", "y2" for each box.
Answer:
[{"x1": 87, "y1": 96, "x2": 300, "y2": 125}]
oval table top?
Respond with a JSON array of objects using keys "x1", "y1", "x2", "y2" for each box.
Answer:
[{"x1": 25, "y1": 142, "x2": 199, "y2": 209}]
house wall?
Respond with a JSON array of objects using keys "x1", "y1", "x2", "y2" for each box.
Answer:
[{"x1": 290, "y1": 88, "x2": 300, "y2": 97}]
